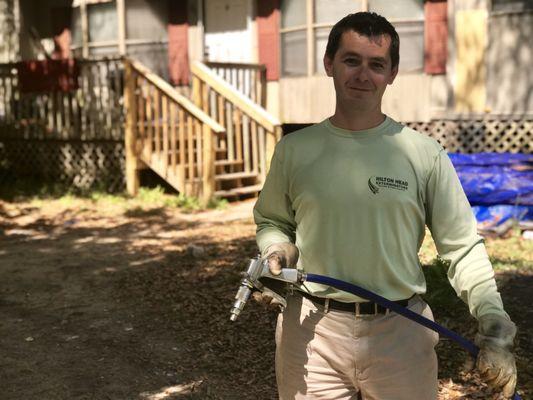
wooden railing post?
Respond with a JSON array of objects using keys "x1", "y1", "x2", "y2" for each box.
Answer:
[
  {"x1": 265, "y1": 126, "x2": 282, "y2": 173},
  {"x1": 192, "y1": 75, "x2": 201, "y2": 108},
  {"x1": 124, "y1": 59, "x2": 140, "y2": 196},
  {"x1": 260, "y1": 67, "x2": 267, "y2": 108},
  {"x1": 201, "y1": 123, "x2": 216, "y2": 206}
]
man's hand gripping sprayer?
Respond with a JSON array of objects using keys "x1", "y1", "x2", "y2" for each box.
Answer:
[
  {"x1": 229, "y1": 256, "x2": 522, "y2": 400},
  {"x1": 229, "y1": 255, "x2": 305, "y2": 321}
]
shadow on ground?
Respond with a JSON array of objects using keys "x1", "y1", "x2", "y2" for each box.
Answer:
[{"x1": 1, "y1": 199, "x2": 531, "y2": 399}]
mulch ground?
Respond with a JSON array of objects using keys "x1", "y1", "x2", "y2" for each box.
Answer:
[{"x1": 0, "y1": 197, "x2": 531, "y2": 399}]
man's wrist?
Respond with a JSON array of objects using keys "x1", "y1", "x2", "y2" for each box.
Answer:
[{"x1": 475, "y1": 313, "x2": 516, "y2": 349}]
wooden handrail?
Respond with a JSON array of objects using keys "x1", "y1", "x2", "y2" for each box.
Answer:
[
  {"x1": 125, "y1": 57, "x2": 223, "y2": 204},
  {"x1": 191, "y1": 61, "x2": 281, "y2": 131},
  {"x1": 128, "y1": 58, "x2": 225, "y2": 134},
  {"x1": 204, "y1": 61, "x2": 267, "y2": 71}
]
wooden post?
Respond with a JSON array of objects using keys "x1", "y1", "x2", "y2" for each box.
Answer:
[
  {"x1": 201, "y1": 81, "x2": 209, "y2": 114},
  {"x1": 80, "y1": 2, "x2": 89, "y2": 58},
  {"x1": 191, "y1": 76, "x2": 201, "y2": 108},
  {"x1": 265, "y1": 125, "x2": 281, "y2": 173},
  {"x1": 260, "y1": 67, "x2": 267, "y2": 108},
  {"x1": 201, "y1": 123, "x2": 215, "y2": 206},
  {"x1": 162, "y1": 95, "x2": 169, "y2": 171},
  {"x1": 117, "y1": 0, "x2": 126, "y2": 55},
  {"x1": 124, "y1": 60, "x2": 140, "y2": 196}
]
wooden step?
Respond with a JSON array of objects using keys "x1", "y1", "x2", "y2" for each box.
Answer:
[
  {"x1": 215, "y1": 184, "x2": 262, "y2": 198},
  {"x1": 215, "y1": 159, "x2": 244, "y2": 167},
  {"x1": 215, "y1": 171, "x2": 258, "y2": 181}
]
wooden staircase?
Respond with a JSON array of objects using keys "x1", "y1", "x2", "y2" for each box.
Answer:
[{"x1": 124, "y1": 58, "x2": 282, "y2": 204}]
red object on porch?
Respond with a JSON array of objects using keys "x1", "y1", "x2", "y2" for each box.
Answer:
[
  {"x1": 257, "y1": 0, "x2": 280, "y2": 81},
  {"x1": 168, "y1": 1, "x2": 190, "y2": 86},
  {"x1": 424, "y1": 0, "x2": 448, "y2": 75},
  {"x1": 17, "y1": 59, "x2": 79, "y2": 93}
]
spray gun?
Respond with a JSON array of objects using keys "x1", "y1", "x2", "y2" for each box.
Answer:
[
  {"x1": 229, "y1": 255, "x2": 305, "y2": 321},
  {"x1": 229, "y1": 259, "x2": 523, "y2": 399}
]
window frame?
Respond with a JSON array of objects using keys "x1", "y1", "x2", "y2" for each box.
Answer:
[
  {"x1": 490, "y1": 0, "x2": 533, "y2": 14},
  {"x1": 279, "y1": 0, "x2": 425, "y2": 77},
  {"x1": 70, "y1": 0, "x2": 169, "y2": 58}
]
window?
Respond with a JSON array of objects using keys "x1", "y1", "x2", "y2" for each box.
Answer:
[
  {"x1": 71, "y1": 7, "x2": 82, "y2": 48},
  {"x1": 125, "y1": 0, "x2": 167, "y2": 40},
  {"x1": 492, "y1": 0, "x2": 533, "y2": 12},
  {"x1": 88, "y1": 1, "x2": 118, "y2": 43},
  {"x1": 71, "y1": 0, "x2": 119, "y2": 57},
  {"x1": 280, "y1": 0, "x2": 308, "y2": 76},
  {"x1": 69, "y1": 0, "x2": 169, "y2": 76},
  {"x1": 280, "y1": 0, "x2": 424, "y2": 76},
  {"x1": 369, "y1": 0, "x2": 424, "y2": 73},
  {"x1": 125, "y1": 0, "x2": 168, "y2": 77},
  {"x1": 88, "y1": 1, "x2": 118, "y2": 56}
]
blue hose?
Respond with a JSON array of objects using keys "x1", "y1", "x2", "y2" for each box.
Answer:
[{"x1": 304, "y1": 273, "x2": 521, "y2": 400}]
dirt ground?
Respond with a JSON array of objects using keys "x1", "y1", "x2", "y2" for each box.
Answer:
[{"x1": 1, "y1": 197, "x2": 531, "y2": 399}]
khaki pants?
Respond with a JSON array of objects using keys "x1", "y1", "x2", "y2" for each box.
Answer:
[{"x1": 275, "y1": 293, "x2": 439, "y2": 400}]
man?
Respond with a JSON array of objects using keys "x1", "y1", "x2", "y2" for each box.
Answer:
[{"x1": 253, "y1": 12, "x2": 517, "y2": 400}]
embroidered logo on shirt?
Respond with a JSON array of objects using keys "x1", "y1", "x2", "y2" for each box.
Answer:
[{"x1": 368, "y1": 176, "x2": 409, "y2": 194}]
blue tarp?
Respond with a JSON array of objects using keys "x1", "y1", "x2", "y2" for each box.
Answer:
[{"x1": 448, "y1": 153, "x2": 533, "y2": 228}]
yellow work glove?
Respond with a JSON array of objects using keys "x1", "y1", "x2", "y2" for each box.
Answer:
[
  {"x1": 252, "y1": 242, "x2": 299, "y2": 307},
  {"x1": 475, "y1": 313, "x2": 517, "y2": 398}
]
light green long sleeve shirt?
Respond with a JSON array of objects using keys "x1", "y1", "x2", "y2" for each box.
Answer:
[{"x1": 254, "y1": 117, "x2": 507, "y2": 319}]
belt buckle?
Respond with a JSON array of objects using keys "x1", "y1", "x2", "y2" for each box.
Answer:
[{"x1": 355, "y1": 302, "x2": 360, "y2": 317}]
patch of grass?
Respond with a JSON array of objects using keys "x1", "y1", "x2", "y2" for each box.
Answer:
[
  {"x1": 207, "y1": 197, "x2": 229, "y2": 210},
  {"x1": 89, "y1": 191, "x2": 129, "y2": 205},
  {"x1": 1, "y1": 179, "x2": 229, "y2": 212},
  {"x1": 135, "y1": 186, "x2": 228, "y2": 212},
  {"x1": 0, "y1": 177, "x2": 74, "y2": 201},
  {"x1": 422, "y1": 258, "x2": 466, "y2": 317},
  {"x1": 418, "y1": 228, "x2": 532, "y2": 320},
  {"x1": 485, "y1": 228, "x2": 532, "y2": 271}
]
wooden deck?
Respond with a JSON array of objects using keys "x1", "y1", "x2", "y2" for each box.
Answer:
[
  {"x1": 0, "y1": 57, "x2": 281, "y2": 201},
  {"x1": 125, "y1": 59, "x2": 281, "y2": 204}
]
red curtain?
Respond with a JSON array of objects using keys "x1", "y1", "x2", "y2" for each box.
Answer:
[
  {"x1": 17, "y1": 59, "x2": 79, "y2": 93},
  {"x1": 424, "y1": 0, "x2": 448, "y2": 75},
  {"x1": 168, "y1": 1, "x2": 190, "y2": 85},
  {"x1": 257, "y1": 0, "x2": 280, "y2": 81}
]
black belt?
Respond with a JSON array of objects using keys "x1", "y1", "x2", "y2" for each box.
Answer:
[{"x1": 298, "y1": 291, "x2": 410, "y2": 315}]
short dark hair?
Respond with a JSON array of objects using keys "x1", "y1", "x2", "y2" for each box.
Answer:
[{"x1": 325, "y1": 12, "x2": 400, "y2": 70}]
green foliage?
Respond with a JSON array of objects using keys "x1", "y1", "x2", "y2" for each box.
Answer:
[
  {"x1": 422, "y1": 258, "x2": 465, "y2": 315},
  {"x1": 134, "y1": 186, "x2": 228, "y2": 211},
  {"x1": 207, "y1": 196, "x2": 229, "y2": 210},
  {"x1": 1, "y1": 179, "x2": 231, "y2": 212},
  {"x1": 165, "y1": 193, "x2": 202, "y2": 211},
  {"x1": 0, "y1": 177, "x2": 73, "y2": 201},
  {"x1": 89, "y1": 191, "x2": 128, "y2": 205}
]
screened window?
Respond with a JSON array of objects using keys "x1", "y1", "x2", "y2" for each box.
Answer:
[
  {"x1": 88, "y1": 1, "x2": 117, "y2": 43},
  {"x1": 369, "y1": 0, "x2": 424, "y2": 73},
  {"x1": 280, "y1": 0, "x2": 307, "y2": 76},
  {"x1": 125, "y1": 0, "x2": 167, "y2": 40},
  {"x1": 71, "y1": 7, "x2": 82, "y2": 47},
  {"x1": 492, "y1": 0, "x2": 533, "y2": 12},
  {"x1": 280, "y1": 0, "x2": 425, "y2": 76},
  {"x1": 125, "y1": 0, "x2": 168, "y2": 77},
  {"x1": 70, "y1": 0, "x2": 169, "y2": 73}
]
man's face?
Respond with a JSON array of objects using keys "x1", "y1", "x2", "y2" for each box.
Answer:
[{"x1": 324, "y1": 31, "x2": 398, "y2": 112}]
